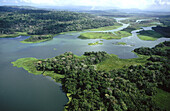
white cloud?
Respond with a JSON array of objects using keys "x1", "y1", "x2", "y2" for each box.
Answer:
[
  {"x1": 1, "y1": 0, "x2": 170, "y2": 9},
  {"x1": 19, "y1": 0, "x2": 59, "y2": 5},
  {"x1": 154, "y1": 0, "x2": 170, "y2": 5}
]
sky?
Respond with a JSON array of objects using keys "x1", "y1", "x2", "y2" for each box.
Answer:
[{"x1": 0, "y1": 0, "x2": 170, "y2": 11}]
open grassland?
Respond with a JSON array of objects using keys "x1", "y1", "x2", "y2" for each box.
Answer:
[
  {"x1": 97, "y1": 54, "x2": 149, "y2": 72},
  {"x1": 137, "y1": 30, "x2": 162, "y2": 41},
  {"x1": 138, "y1": 35, "x2": 158, "y2": 41},
  {"x1": 153, "y1": 88, "x2": 170, "y2": 111},
  {"x1": 88, "y1": 23, "x2": 122, "y2": 31},
  {"x1": 78, "y1": 31, "x2": 131, "y2": 40}
]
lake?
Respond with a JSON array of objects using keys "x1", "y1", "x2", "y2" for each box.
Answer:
[{"x1": 0, "y1": 18, "x2": 169, "y2": 111}]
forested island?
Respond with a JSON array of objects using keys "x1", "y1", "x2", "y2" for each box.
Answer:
[{"x1": 12, "y1": 41, "x2": 170, "y2": 111}]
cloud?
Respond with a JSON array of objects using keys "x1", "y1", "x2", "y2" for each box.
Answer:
[
  {"x1": 1, "y1": 0, "x2": 170, "y2": 10},
  {"x1": 19, "y1": 0, "x2": 59, "y2": 5}
]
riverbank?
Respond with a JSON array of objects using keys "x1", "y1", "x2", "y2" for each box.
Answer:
[
  {"x1": 11, "y1": 57, "x2": 64, "y2": 83},
  {"x1": 88, "y1": 23, "x2": 122, "y2": 31},
  {"x1": 137, "y1": 30, "x2": 162, "y2": 41},
  {"x1": 58, "y1": 23, "x2": 123, "y2": 35},
  {"x1": 0, "y1": 32, "x2": 28, "y2": 38}
]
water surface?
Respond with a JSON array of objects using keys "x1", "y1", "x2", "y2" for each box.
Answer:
[{"x1": 0, "y1": 18, "x2": 170, "y2": 111}]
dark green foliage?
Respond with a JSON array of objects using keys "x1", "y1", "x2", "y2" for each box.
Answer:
[
  {"x1": 61, "y1": 42, "x2": 169, "y2": 111},
  {"x1": 153, "y1": 26, "x2": 170, "y2": 38},
  {"x1": 134, "y1": 41, "x2": 170, "y2": 56},
  {"x1": 36, "y1": 51, "x2": 108, "y2": 75},
  {"x1": 35, "y1": 41, "x2": 169, "y2": 110},
  {"x1": 24, "y1": 35, "x2": 53, "y2": 42},
  {"x1": 137, "y1": 30, "x2": 162, "y2": 38},
  {"x1": 158, "y1": 16, "x2": 170, "y2": 26},
  {"x1": 62, "y1": 62, "x2": 167, "y2": 111},
  {"x1": 121, "y1": 27, "x2": 136, "y2": 33},
  {"x1": 134, "y1": 41, "x2": 170, "y2": 92},
  {"x1": 0, "y1": 6, "x2": 115, "y2": 35}
]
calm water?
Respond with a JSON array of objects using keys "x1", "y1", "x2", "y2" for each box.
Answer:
[{"x1": 0, "y1": 18, "x2": 170, "y2": 111}]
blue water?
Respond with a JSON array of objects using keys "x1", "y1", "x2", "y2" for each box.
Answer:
[{"x1": 0, "y1": 18, "x2": 169, "y2": 111}]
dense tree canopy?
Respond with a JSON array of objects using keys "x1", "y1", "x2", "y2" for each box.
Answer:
[
  {"x1": 0, "y1": 6, "x2": 116, "y2": 35},
  {"x1": 34, "y1": 41, "x2": 170, "y2": 111}
]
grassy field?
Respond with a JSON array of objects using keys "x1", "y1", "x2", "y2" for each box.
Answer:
[
  {"x1": 78, "y1": 31, "x2": 131, "y2": 40},
  {"x1": 11, "y1": 57, "x2": 64, "y2": 83},
  {"x1": 88, "y1": 23, "x2": 122, "y2": 31},
  {"x1": 88, "y1": 41, "x2": 103, "y2": 46},
  {"x1": 0, "y1": 32, "x2": 28, "y2": 38},
  {"x1": 137, "y1": 30, "x2": 162, "y2": 41},
  {"x1": 97, "y1": 54, "x2": 149, "y2": 72},
  {"x1": 138, "y1": 35, "x2": 158, "y2": 41},
  {"x1": 153, "y1": 88, "x2": 170, "y2": 111},
  {"x1": 21, "y1": 35, "x2": 53, "y2": 43}
]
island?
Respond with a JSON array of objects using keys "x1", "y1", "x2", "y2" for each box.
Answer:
[
  {"x1": 20, "y1": 35, "x2": 53, "y2": 43},
  {"x1": 78, "y1": 31, "x2": 131, "y2": 40},
  {"x1": 12, "y1": 41, "x2": 170, "y2": 111},
  {"x1": 88, "y1": 41, "x2": 103, "y2": 46}
]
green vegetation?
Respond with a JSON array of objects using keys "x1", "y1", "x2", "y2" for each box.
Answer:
[
  {"x1": 114, "y1": 31, "x2": 132, "y2": 38},
  {"x1": 64, "y1": 93, "x2": 72, "y2": 111},
  {"x1": 0, "y1": 32, "x2": 28, "y2": 38},
  {"x1": 121, "y1": 18, "x2": 162, "y2": 35},
  {"x1": 138, "y1": 35, "x2": 157, "y2": 41},
  {"x1": 97, "y1": 54, "x2": 149, "y2": 72},
  {"x1": 137, "y1": 30, "x2": 162, "y2": 41},
  {"x1": 158, "y1": 16, "x2": 170, "y2": 27},
  {"x1": 12, "y1": 41, "x2": 170, "y2": 111},
  {"x1": 153, "y1": 88, "x2": 170, "y2": 111},
  {"x1": 153, "y1": 26, "x2": 170, "y2": 38},
  {"x1": 11, "y1": 58, "x2": 41, "y2": 75},
  {"x1": 88, "y1": 23, "x2": 122, "y2": 31},
  {"x1": 53, "y1": 48, "x2": 57, "y2": 50},
  {"x1": 78, "y1": 31, "x2": 131, "y2": 40},
  {"x1": 20, "y1": 35, "x2": 53, "y2": 43},
  {"x1": 11, "y1": 58, "x2": 64, "y2": 82},
  {"x1": 134, "y1": 41, "x2": 170, "y2": 56},
  {"x1": 0, "y1": 6, "x2": 116, "y2": 36},
  {"x1": 88, "y1": 41, "x2": 103, "y2": 46}
]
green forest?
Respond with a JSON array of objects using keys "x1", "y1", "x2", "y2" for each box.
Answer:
[
  {"x1": 0, "y1": 6, "x2": 116, "y2": 36},
  {"x1": 12, "y1": 41, "x2": 170, "y2": 111}
]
